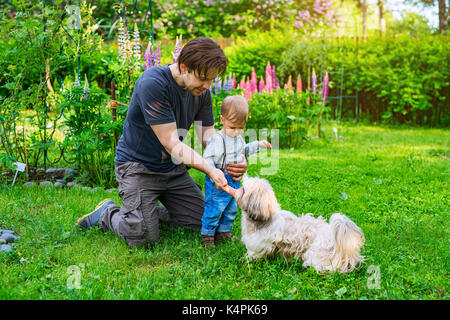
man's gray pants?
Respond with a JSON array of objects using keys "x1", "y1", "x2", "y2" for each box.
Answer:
[{"x1": 99, "y1": 162, "x2": 204, "y2": 248}]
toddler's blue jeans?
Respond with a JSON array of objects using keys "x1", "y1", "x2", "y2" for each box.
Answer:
[{"x1": 201, "y1": 173, "x2": 241, "y2": 236}]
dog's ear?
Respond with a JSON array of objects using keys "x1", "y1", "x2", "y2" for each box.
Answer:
[{"x1": 246, "y1": 179, "x2": 279, "y2": 222}]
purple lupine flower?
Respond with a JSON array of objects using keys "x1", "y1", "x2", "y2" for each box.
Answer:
[
  {"x1": 312, "y1": 69, "x2": 317, "y2": 93},
  {"x1": 322, "y1": 72, "x2": 329, "y2": 104},
  {"x1": 143, "y1": 41, "x2": 152, "y2": 70},
  {"x1": 213, "y1": 77, "x2": 221, "y2": 94},
  {"x1": 153, "y1": 46, "x2": 161, "y2": 66},
  {"x1": 172, "y1": 34, "x2": 183, "y2": 63},
  {"x1": 224, "y1": 74, "x2": 233, "y2": 92}
]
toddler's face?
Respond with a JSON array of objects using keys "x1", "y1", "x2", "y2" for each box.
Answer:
[{"x1": 221, "y1": 116, "x2": 245, "y2": 138}]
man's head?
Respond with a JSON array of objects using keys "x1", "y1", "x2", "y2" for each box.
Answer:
[{"x1": 176, "y1": 37, "x2": 228, "y2": 96}]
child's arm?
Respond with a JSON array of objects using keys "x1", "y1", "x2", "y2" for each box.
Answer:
[
  {"x1": 244, "y1": 140, "x2": 272, "y2": 158},
  {"x1": 203, "y1": 134, "x2": 225, "y2": 169}
]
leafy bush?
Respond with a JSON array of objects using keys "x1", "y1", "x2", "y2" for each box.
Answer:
[
  {"x1": 227, "y1": 33, "x2": 450, "y2": 126},
  {"x1": 59, "y1": 86, "x2": 117, "y2": 187}
]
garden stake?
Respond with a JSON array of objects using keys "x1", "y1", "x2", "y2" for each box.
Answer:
[{"x1": 110, "y1": 81, "x2": 118, "y2": 150}]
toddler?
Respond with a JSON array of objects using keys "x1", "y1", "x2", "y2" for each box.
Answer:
[{"x1": 201, "y1": 95, "x2": 271, "y2": 248}]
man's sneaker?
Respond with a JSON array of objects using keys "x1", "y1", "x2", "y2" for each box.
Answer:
[
  {"x1": 201, "y1": 235, "x2": 216, "y2": 249},
  {"x1": 75, "y1": 198, "x2": 115, "y2": 230},
  {"x1": 215, "y1": 231, "x2": 239, "y2": 242}
]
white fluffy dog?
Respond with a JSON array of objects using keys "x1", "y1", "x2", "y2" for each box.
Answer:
[{"x1": 232, "y1": 176, "x2": 365, "y2": 274}]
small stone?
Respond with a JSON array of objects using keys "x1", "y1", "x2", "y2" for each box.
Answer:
[
  {"x1": 0, "y1": 233, "x2": 17, "y2": 243},
  {"x1": 0, "y1": 229, "x2": 14, "y2": 235},
  {"x1": 56, "y1": 179, "x2": 66, "y2": 184},
  {"x1": 0, "y1": 239, "x2": 5, "y2": 244},
  {"x1": 40, "y1": 181, "x2": 53, "y2": 187},
  {"x1": 24, "y1": 181, "x2": 36, "y2": 186},
  {"x1": 106, "y1": 188, "x2": 118, "y2": 193},
  {"x1": 64, "y1": 168, "x2": 79, "y2": 176},
  {"x1": 0, "y1": 244, "x2": 12, "y2": 252},
  {"x1": 66, "y1": 181, "x2": 77, "y2": 188},
  {"x1": 54, "y1": 182, "x2": 64, "y2": 188}
]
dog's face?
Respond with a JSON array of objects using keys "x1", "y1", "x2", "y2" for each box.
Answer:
[{"x1": 236, "y1": 175, "x2": 280, "y2": 222}]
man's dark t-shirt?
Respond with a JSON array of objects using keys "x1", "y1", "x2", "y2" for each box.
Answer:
[{"x1": 115, "y1": 65, "x2": 215, "y2": 173}]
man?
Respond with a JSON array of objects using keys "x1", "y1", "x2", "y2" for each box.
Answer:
[{"x1": 75, "y1": 37, "x2": 247, "y2": 248}]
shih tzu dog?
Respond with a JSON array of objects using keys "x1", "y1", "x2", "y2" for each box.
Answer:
[{"x1": 224, "y1": 176, "x2": 365, "y2": 274}]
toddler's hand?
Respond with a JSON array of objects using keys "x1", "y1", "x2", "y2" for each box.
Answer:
[{"x1": 259, "y1": 140, "x2": 272, "y2": 149}]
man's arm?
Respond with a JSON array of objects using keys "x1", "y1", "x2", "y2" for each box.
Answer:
[{"x1": 151, "y1": 122, "x2": 227, "y2": 189}]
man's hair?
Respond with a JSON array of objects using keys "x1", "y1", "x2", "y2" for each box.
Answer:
[
  {"x1": 177, "y1": 37, "x2": 228, "y2": 80},
  {"x1": 221, "y1": 95, "x2": 249, "y2": 125}
]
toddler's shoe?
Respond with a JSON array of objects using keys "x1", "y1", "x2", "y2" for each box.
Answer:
[
  {"x1": 75, "y1": 198, "x2": 115, "y2": 230},
  {"x1": 201, "y1": 235, "x2": 216, "y2": 249},
  {"x1": 215, "y1": 231, "x2": 239, "y2": 242}
]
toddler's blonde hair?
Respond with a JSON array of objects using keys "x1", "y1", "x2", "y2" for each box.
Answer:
[{"x1": 221, "y1": 95, "x2": 249, "y2": 124}]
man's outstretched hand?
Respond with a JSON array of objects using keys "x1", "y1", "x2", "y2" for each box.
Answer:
[{"x1": 226, "y1": 156, "x2": 247, "y2": 181}]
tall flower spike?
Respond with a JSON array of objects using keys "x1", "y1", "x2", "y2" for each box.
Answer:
[
  {"x1": 73, "y1": 71, "x2": 80, "y2": 88},
  {"x1": 132, "y1": 23, "x2": 141, "y2": 70},
  {"x1": 214, "y1": 77, "x2": 221, "y2": 93},
  {"x1": 154, "y1": 45, "x2": 161, "y2": 67},
  {"x1": 250, "y1": 68, "x2": 257, "y2": 94},
  {"x1": 232, "y1": 74, "x2": 237, "y2": 89},
  {"x1": 258, "y1": 76, "x2": 265, "y2": 93},
  {"x1": 284, "y1": 75, "x2": 293, "y2": 92},
  {"x1": 322, "y1": 72, "x2": 329, "y2": 104},
  {"x1": 312, "y1": 69, "x2": 317, "y2": 93},
  {"x1": 172, "y1": 34, "x2": 183, "y2": 63},
  {"x1": 265, "y1": 62, "x2": 272, "y2": 93},
  {"x1": 245, "y1": 78, "x2": 252, "y2": 100},
  {"x1": 296, "y1": 74, "x2": 302, "y2": 93},
  {"x1": 83, "y1": 74, "x2": 90, "y2": 99},
  {"x1": 271, "y1": 65, "x2": 277, "y2": 92},
  {"x1": 143, "y1": 41, "x2": 152, "y2": 70}
]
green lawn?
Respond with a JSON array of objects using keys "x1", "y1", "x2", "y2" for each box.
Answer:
[{"x1": 0, "y1": 124, "x2": 448, "y2": 300}]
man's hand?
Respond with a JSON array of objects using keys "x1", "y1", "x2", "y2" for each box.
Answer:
[
  {"x1": 226, "y1": 156, "x2": 247, "y2": 181},
  {"x1": 209, "y1": 167, "x2": 228, "y2": 190}
]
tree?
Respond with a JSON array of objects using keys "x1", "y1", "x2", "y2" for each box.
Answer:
[{"x1": 404, "y1": 0, "x2": 447, "y2": 33}]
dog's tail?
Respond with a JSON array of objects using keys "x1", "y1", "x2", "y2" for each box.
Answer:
[{"x1": 330, "y1": 213, "x2": 365, "y2": 273}]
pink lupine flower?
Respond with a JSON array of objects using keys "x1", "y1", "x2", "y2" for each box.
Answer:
[
  {"x1": 232, "y1": 74, "x2": 237, "y2": 89},
  {"x1": 265, "y1": 62, "x2": 272, "y2": 93},
  {"x1": 245, "y1": 78, "x2": 252, "y2": 100},
  {"x1": 322, "y1": 72, "x2": 329, "y2": 104},
  {"x1": 259, "y1": 76, "x2": 265, "y2": 93},
  {"x1": 296, "y1": 74, "x2": 302, "y2": 93},
  {"x1": 250, "y1": 68, "x2": 257, "y2": 94},
  {"x1": 271, "y1": 65, "x2": 277, "y2": 92},
  {"x1": 239, "y1": 76, "x2": 246, "y2": 91},
  {"x1": 284, "y1": 75, "x2": 293, "y2": 92}
]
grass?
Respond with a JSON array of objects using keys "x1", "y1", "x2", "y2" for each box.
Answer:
[{"x1": 0, "y1": 123, "x2": 448, "y2": 300}]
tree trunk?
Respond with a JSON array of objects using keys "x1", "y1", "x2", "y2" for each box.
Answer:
[
  {"x1": 438, "y1": 0, "x2": 447, "y2": 34},
  {"x1": 378, "y1": 0, "x2": 386, "y2": 36},
  {"x1": 362, "y1": 0, "x2": 367, "y2": 41}
]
